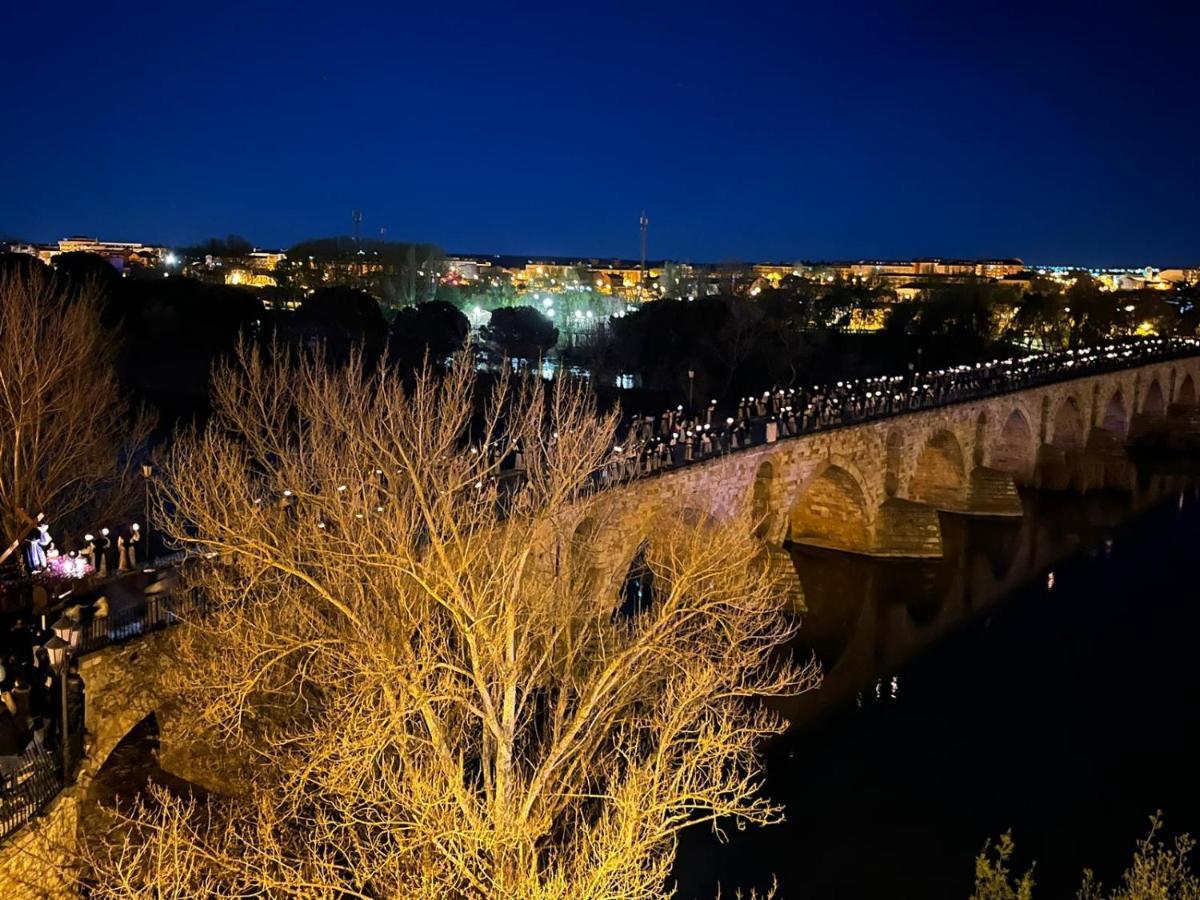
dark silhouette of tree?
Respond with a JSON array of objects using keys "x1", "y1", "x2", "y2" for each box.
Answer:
[
  {"x1": 181, "y1": 235, "x2": 255, "y2": 259},
  {"x1": 388, "y1": 301, "x2": 469, "y2": 371},
  {"x1": 0, "y1": 252, "x2": 50, "y2": 281},
  {"x1": 112, "y1": 277, "x2": 265, "y2": 424},
  {"x1": 290, "y1": 286, "x2": 386, "y2": 363},
  {"x1": 482, "y1": 306, "x2": 558, "y2": 363},
  {"x1": 52, "y1": 251, "x2": 121, "y2": 298}
]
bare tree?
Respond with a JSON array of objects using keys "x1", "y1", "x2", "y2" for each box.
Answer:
[
  {"x1": 0, "y1": 267, "x2": 152, "y2": 557},
  {"x1": 82, "y1": 345, "x2": 817, "y2": 897}
]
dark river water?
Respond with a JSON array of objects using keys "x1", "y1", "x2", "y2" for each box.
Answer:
[{"x1": 675, "y1": 458, "x2": 1200, "y2": 898}]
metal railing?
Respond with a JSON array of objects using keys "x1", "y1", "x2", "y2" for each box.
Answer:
[
  {"x1": 1, "y1": 589, "x2": 195, "y2": 845},
  {"x1": 74, "y1": 591, "x2": 197, "y2": 657},
  {"x1": 0, "y1": 703, "x2": 84, "y2": 844}
]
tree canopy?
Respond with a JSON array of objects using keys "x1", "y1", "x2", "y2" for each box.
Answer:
[{"x1": 482, "y1": 306, "x2": 559, "y2": 363}]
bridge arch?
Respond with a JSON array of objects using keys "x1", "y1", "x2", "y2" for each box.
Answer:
[
  {"x1": 1099, "y1": 389, "x2": 1129, "y2": 440},
  {"x1": 1051, "y1": 396, "x2": 1086, "y2": 451},
  {"x1": 991, "y1": 408, "x2": 1036, "y2": 478},
  {"x1": 908, "y1": 429, "x2": 967, "y2": 510},
  {"x1": 789, "y1": 462, "x2": 873, "y2": 553},
  {"x1": 617, "y1": 541, "x2": 654, "y2": 617},
  {"x1": 1178, "y1": 373, "x2": 1196, "y2": 407},
  {"x1": 1143, "y1": 378, "x2": 1165, "y2": 415}
]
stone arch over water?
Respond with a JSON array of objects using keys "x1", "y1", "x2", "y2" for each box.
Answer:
[
  {"x1": 1143, "y1": 378, "x2": 1165, "y2": 415},
  {"x1": 617, "y1": 541, "x2": 654, "y2": 617},
  {"x1": 908, "y1": 429, "x2": 967, "y2": 510},
  {"x1": 1100, "y1": 389, "x2": 1129, "y2": 439},
  {"x1": 991, "y1": 408, "x2": 1035, "y2": 479},
  {"x1": 789, "y1": 463, "x2": 873, "y2": 553},
  {"x1": 1051, "y1": 396, "x2": 1086, "y2": 451},
  {"x1": 1177, "y1": 373, "x2": 1196, "y2": 407}
]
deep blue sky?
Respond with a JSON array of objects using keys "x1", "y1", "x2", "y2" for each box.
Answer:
[{"x1": 4, "y1": 1, "x2": 1197, "y2": 265}]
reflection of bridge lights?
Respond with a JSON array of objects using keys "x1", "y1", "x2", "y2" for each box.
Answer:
[
  {"x1": 890, "y1": 675, "x2": 899, "y2": 699},
  {"x1": 1047, "y1": 571, "x2": 1055, "y2": 590}
]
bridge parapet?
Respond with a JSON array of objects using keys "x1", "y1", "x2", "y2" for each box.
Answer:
[{"x1": 577, "y1": 351, "x2": 1200, "y2": 571}]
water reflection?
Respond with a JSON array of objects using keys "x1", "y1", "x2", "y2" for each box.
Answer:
[
  {"x1": 673, "y1": 454, "x2": 1200, "y2": 899},
  {"x1": 778, "y1": 465, "x2": 1194, "y2": 728}
]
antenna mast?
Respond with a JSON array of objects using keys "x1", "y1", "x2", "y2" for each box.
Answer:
[{"x1": 638, "y1": 210, "x2": 649, "y2": 303}]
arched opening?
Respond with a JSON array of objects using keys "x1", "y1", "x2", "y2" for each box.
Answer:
[
  {"x1": 751, "y1": 460, "x2": 777, "y2": 539},
  {"x1": 1143, "y1": 379, "x2": 1165, "y2": 416},
  {"x1": 909, "y1": 430, "x2": 967, "y2": 510},
  {"x1": 884, "y1": 431, "x2": 903, "y2": 498},
  {"x1": 973, "y1": 412, "x2": 989, "y2": 466},
  {"x1": 617, "y1": 543, "x2": 654, "y2": 618},
  {"x1": 1177, "y1": 374, "x2": 1196, "y2": 407},
  {"x1": 789, "y1": 465, "x2": 872, "y2": 553},
  {"x1": 1051, "y1": 397, "x2": 1086, "y2": 451},
  {"x1": 88, "y1": 712, "x2": 176, "y2": 810},
  {"x1": 1100, "y1": 390, "x2": 1128, "y2": 439},
  {"x1": 992, "y1": 409, "x2": 1035, "y2": 475}
]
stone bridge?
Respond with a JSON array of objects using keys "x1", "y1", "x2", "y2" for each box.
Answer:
[
  {"x1": 566, "y1": 356, "x2": 1200, "y2": 593},
  {"x1": 5, "y1": 351, "x2": 1200, "y2": 896}
]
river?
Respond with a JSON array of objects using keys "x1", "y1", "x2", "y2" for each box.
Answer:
[{"x1": 675, "y1": 457, "x2": 1200, "y2": 898}]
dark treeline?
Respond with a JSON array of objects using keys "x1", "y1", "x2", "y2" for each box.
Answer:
[
  {"x1": 0, "y1": 253, "x2": 469, "y2": 432},
  {"x1": 7, "y1": 247, "x2": 1200, "y2": 434}
]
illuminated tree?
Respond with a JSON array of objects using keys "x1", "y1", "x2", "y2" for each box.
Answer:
[
  {"x1": 80, "y1": 345, "x2": 816, "y2": 897},
  {"x1": 0, "y1": 266, "x2": 152, "y2": 558}
]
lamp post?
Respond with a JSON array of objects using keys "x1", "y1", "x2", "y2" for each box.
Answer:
[
  {"x1": 687, "y1": 369, "x2": 695, "y2": 411},
  {"x1": 44, "y1": 635, "x2": 71, "y2": 775},
  {"x1": 142, "y1": 463, "x2": 153, "y2": 566}
]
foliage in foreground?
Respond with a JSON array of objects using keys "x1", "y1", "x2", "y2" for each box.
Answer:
[
  {"x1": 78, "y1": 347, "x2": 818, "y2": 898},
  {"x1": 974, "y1": 814, "x2": 1200, "y2": 900}
]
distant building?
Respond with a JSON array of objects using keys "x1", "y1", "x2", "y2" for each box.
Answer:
[
  {"x1": 53, "y1": 236, "x2": 167, "y2": 270},
  {"x1": 444, "y1": 256, "x2": 492, "y2": 282},
  {"x1": 845, "y1": 258, "x2": 1024, "y2": 286},
  {"x1": 1157, "y1": 268, "x2": 1198, "y2": 286}
]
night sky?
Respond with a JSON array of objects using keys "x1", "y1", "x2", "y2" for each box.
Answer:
[{"x1": 4, "y1": 1, "x2": 1197, "y2": 265}]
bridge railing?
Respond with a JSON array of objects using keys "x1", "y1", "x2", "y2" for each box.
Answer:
[
  {"x1": 587, "y1": 338, "x2": 1200, "y2": 487},
  {"x1": 0, "y1": 687, "x2": 85, "y2": 845},
  {"x1": 73, "y1": 590, "x2": 198, "y2": 657},
  {"x1": 1, "y1": 589, "x2": 195, "y2": 847}
]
